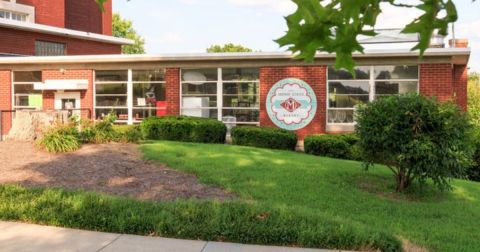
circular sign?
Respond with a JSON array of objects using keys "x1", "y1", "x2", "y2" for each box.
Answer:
[{"x1": 266, "y1": 78, "x2": 317, "y2": 131}]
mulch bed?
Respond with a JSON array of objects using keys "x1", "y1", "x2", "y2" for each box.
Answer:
[{"x1": 0, "y1": 141, "x2": 232, "y2": 201}]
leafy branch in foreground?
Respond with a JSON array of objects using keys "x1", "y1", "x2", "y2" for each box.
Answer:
[{"x1": 276, "y1": 0, "x2": 463, "y2": 72}]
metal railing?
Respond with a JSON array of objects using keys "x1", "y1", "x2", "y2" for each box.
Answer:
[{"x1": 0, "y1": 108, "x2": 92, "y2": 141}]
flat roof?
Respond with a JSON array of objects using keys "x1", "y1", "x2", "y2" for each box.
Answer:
[
  {"x1": 0, "y1": 48, "x2": 470, "y2": 70},
  {"x1": 0, "y1": 19, "x2": 134, "y2": 45}
]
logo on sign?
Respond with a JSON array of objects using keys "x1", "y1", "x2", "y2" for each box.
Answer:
[{"x1": 266, "y1": 78, "x2": 317, "y2": 131}]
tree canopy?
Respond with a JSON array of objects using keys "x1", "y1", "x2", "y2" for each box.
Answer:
[
  {"x1": 113, "y1": 13, "x2": 145, "y2": 54},
  {"x1": 206, "y1": 43, "x2": 253, "y2": 53}
]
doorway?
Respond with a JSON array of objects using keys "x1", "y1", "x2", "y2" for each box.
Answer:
[{"x1": 54, "y1": 92, "x2": 81, "y2": 118}]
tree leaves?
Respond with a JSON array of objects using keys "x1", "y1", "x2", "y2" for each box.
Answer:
[{"x1": 277, "y1": 0, "x2": 463, "y2": 73}]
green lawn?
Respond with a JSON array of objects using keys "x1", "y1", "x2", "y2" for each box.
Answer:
[{"x1": 140, "y1": 141, "x2": 480, "y2": 252}]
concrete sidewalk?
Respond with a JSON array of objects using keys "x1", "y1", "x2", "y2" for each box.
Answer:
[{"x1": 0, "y1": 221, "x2": 348, "y2": 252}]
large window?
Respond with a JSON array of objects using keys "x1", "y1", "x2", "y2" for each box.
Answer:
[
  {"x1": 181, "y1": 68, "x2": 259, "y2": 125},
  {"x1": 94, "y1": 69, "x2": 166, "y2": 123},
  {"x1": 0, "y1": 10, "x2": 27, "y2": 22},
  {"x1": 35, "y1": 41, "x2": 66, "y2": 56},
  {"x1": 327, "y1": 65, "x2": 418, "y2": 124},
  {"x1": 13, "y1": 71, "x2": 42, "y2": 109}
]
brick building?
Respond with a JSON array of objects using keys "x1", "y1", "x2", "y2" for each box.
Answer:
[
  {"x1": 0, "y1": 0, "x2": 132, "y2": 56},
  {"x1": 0, "y1": 48, "x2": 470, "y2": 140}
]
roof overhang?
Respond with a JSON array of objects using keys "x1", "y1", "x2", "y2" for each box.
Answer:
[
  {"x1": 0, "y1": 19, "x2": 134, "y2": 45},
  {"x1": 0, "y1": 48, "x2": 471, "y2": 69}
]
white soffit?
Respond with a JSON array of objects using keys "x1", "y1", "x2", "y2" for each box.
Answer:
[{"x1": 34, "y1": 80, "x2": 89, "y2": 90}]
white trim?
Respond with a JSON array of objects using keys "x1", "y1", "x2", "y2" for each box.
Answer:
[
  {"x1": 0, "y1": 48, "x2": 471, "y2": 65},
  {"x1": 0, "y1": 19, "x2": 133, "y2": 45},
  {"x1": 54, "y1": 92, "x2": 81, "y2": 110},
  {"x1": 127, "y1": 69, "x2": 133, "y2": 125}
]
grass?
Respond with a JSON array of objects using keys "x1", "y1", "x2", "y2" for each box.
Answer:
[{"x1": 140, "y1": 141, "x2": 480, "y2": 252}]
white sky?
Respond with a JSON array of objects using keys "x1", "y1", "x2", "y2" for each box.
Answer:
[{"x1": 113, "y1": 0, "x2": 480, "y2": 71}]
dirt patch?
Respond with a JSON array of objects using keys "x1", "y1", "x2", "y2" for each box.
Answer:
[{"x1": 0, "y1": 141, "x2": 233, "y2": 201}]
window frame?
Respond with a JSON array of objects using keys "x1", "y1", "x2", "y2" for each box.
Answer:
[{"x1": 326, "y1": 65, "x2": 419, "y2": 129}]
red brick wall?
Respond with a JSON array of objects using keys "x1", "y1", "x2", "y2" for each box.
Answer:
[
  {"x1": 41, "y1": 69, "x2": 94, "y2": 119},
  {"x1": 419, "y1": 64, "x2": 454, "y2": 102},
  {"x1": 65, "y1": 0, "x2": 112, "y2": 35},
  {"x1": 165, "y1": 68, "x2": 180, "y2": 115},
  {"x1": 260, "y1": 66, "x2": 327, "y2": 139},
  {"x1": 0, "y1": 70, "x2": 12, "y2": 136},
  {"x1": 18, "y1": 0, "x2": 65, "y2": 28},
  {"x1": 453, "y1": 65, "x2": 468, "y2": 111},
  {"x1": 0, "y1": 27, "x2": 121, "y2": 55}
]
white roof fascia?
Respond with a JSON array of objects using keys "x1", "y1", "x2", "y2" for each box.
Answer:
[
  {"x1": 0, "y1": 19, "x2": 134, "y2": 45},
  {"x1": 0, "y1": 48, "x2": 471, "y2": 65}
]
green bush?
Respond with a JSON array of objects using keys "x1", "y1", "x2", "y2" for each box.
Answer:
[
  {"x1": 38, "y1": 125, "x2": 80, "y2": 153},
  {"x1": 113, "y1": 125, "x2": 144, "y2": 143},
  {"x1": 231, "y1": 126, "x2": 297, "y2": 150},
  {"x1": 141, "y1": 116, "x2": 227, "y2": 144},
  {"x1": 356, "y1": 93, "x2": 473, "y2": 192},
  {"x1": 304, "y1": 134, "x2": 359, "y2": 160},
  {"x1": 0, "y1": 185, "x2": 402, "y2": 252},
  {"x1": 79, "y1": 113, "x2": 118, "y2": 144}
]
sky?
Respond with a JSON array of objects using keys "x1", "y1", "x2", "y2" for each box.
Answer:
[{"x1": 113, "y1": 0, "x2": 480, "y2": 72}]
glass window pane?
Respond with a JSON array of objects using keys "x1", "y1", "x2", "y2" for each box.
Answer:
[
  {"x1": 375, "y1": 81, "x2": 418, "y2": 95},
  {"x1": 13, "y1": 71, "x2": 42, "y2": 82},
  {"x1": 181, "y1": 108, "x2": 218, "y2": 120},
  {"x1": 182, "y1": 96, "x2": 217, "y2": 108},
  {"x1": 328, "y1": 110, "x2": 355, "y2": 124},
  {"x1": 14, "y1": 84, "x2": 42, "y2": 108},
  {"x1": 223, "y1": 95, "x2": 259, "y2": 108},
  {"x1": 133, "y1": 83, "x2": 165, "y2": 106},
  {"x1": 95, "y1": 96, "x2": 127, "y2": 107},
  {"x1": 182, "y1": 83, "x2": 217, "y2": 95},
  {"x1": 133, "y1": 108, "x2": 161, "y2": 121},
  {"x1": 96, "y1": 109, "x2": 129, "y2": 121},
  {"x1": 95, "y1": 70, "x2": 128, "y2": 82},
  {"x1": 222, "y1": 68, "x2": 259, "y2": 81},
  {"x1": 222, "y1": 109, "x2": 259, "y2": 123},
  {"x1": 95, "y1": 83, "x2": 127, "y2": 94},
  {"x1": 182, "y1": 69, "x2": 218, "y2": 82},
  {"x1": 328, "y1": 66, "x2": 370, "y2": 80},
  {"x1": 375, "y1": 65, "x2": 418, "y2": 80},
  {"x1": 132, "y1": 69, "x2": 165, "y2": 82},
  {"x1": 329, "y1": 95, "x2": 369, "y2": 108},
  {"x1": 223, "y1": 82, "x2": 258, "y2": 95},
  {"x1": 329, "y1": 81, "x2": 369, "y2": 95}
]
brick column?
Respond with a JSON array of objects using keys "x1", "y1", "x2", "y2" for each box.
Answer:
[
  {"x1": 165, "y1": 68, "x2": 180, "y2": 115},
  {"x1": 419, "y1": 64, "x2": 454, "y2": 102},
  {"x1": 0, "y1": 70, "x2": 12, "y2": 136},
  {"x1": 260, "y1": 66, "x2": 327, "y2": 140},
  {"x1": 453, "y1": 64, "x2": 468, "y2": 111}
]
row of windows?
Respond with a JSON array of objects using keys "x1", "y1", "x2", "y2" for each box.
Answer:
[
  {"x1": 0, "y1": 9, "x2": 28, "y2": 22},
  {"x1": 11, "y1": 65, "x2": 419, "y2": 125}
]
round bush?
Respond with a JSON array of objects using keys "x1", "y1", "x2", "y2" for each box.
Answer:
[
  {"x1": 304, "y1": 134, "x2": 359, "y2": 160},
  {"x1": 38, "y1": 125, "x2": 80, "y2": 153},
  {"x1": 356, "y1": 93, "x2": 473, "y2": 192},
  {"x1": 141, "y1": 116, "x2": 227, "y2": 144},
  {"x1": 231, "y1": 126, "x2": 297, "y2": 150}
]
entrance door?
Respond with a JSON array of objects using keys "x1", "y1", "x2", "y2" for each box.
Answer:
[{"x1": 54, "y1": 92, "x2": 81, "y2": 118}]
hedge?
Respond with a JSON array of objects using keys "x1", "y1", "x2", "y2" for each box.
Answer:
[
  {"x1": 141, "y1": 116, "x2": 227, "y2": 144},
  {"x1": 304, "y1": 134, "x2": 360, "y2": 160},
  {"x1": 231, "y1": 126, "x2": 297, "y2": 150}
]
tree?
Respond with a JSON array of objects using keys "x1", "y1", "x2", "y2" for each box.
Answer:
[
  {"x1": 276, "y1": 0, "x2": 475, "y2": 73},
  {"x1": 468, "y1": 73, "x2": 480, "y2": 126},
  {"x1": 355, "y1": 94, "x2": 472, "y2": 192},
  {"x1": 113, "y1": 13, "x2": 145, "y2": 54},
  {"x1": 206, "y1": 43, "x2": 253, "y2": 53}
]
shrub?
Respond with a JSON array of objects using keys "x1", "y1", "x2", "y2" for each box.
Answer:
[
  {"x1": 79, "y1": 113, "x2": 118, "y2": 144},
  {"x1": 141, "y1": 116, "x2": 226, "y2": 144},
  {"x1": 38, "y1": 125, "x2": 80, "y2": 153},
  {"x1": 356, "y1": 93, "x2": 473, "y2": 192},
  {"x1": 231, "y1": 126, "x2": 297, "y2": 150},
  {"x1": 304, "y1": 134, "x2": 359, "y2": 160},
  {"x1": 113, "y1": 125, "x2": 144, "y2": 143}
]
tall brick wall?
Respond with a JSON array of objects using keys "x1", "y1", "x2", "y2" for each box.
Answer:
[
  {"x1": 41, "y1": 69, "x2": 94, "y2": 119},
  {"x1": 0, "y1": 70, "x2": 12, "y2": 136},
  {"x1": 165, "y1": 68, "x2": 180, "y2": 116},
  {"x1": 65, "y1": 0, "x2": 112, "y2": 35},
  {"x1": 453, "y1": 65, "x2": 468, "y2": 111},
  {"x1": 0, "y1": 27, "x2": 121, "y2": 55},
  {"x1": 17, "y1": 0, "x2": 65, "y2": 28},
  {"x1": 260, "y1": 66, "x2": 327, "y2": 139}
]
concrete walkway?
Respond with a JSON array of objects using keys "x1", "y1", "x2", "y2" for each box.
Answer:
[{"x1": 0, "y1": 221, "x2": 348, "y2": 252}]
